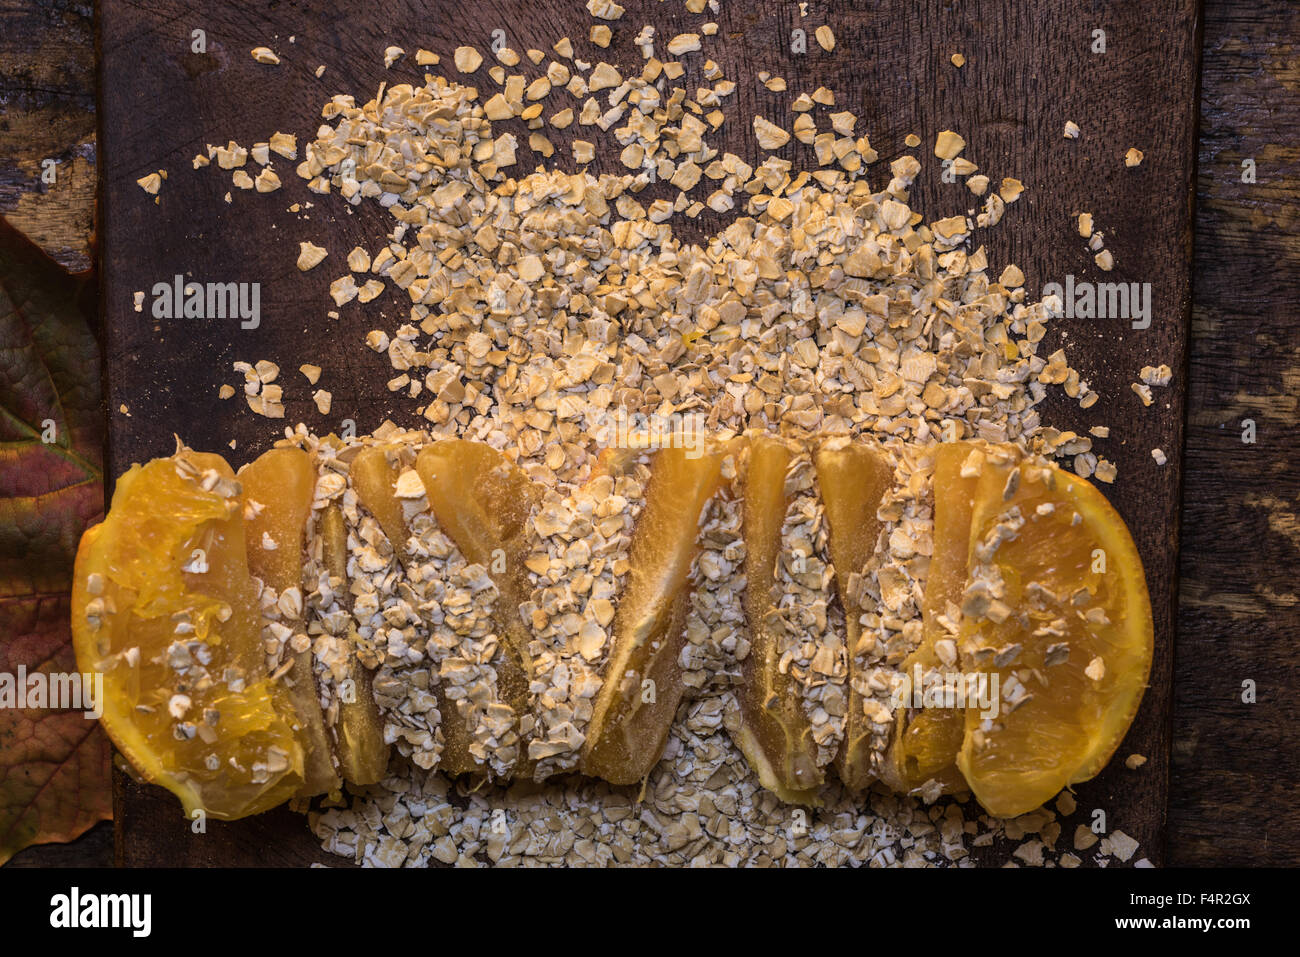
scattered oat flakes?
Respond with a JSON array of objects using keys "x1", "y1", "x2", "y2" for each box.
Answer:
[
  {"x1": 269, "y1": 132, "x2": 297, "y2": 159},
  {"x1": 815, "y1": 25, "x2": 836, "y2": 51},
  {"x1": 951, "y1": 52, "x2": 966, "y2": 67},
  {"x1": 136, "y1": 171, "x2": 163, "y2": 195},
  {"x1": 1101, "y1": 830, "x2": 1139, "y2": 862},
  {"x1": 1095, "y1": 249, "x2": 1114, "y2": 271},
  {"x1": 454, "y1": 46, "x2": 483, "y2": 73},
  {"x1": 1140, "y1": 364, "x2": 1172, "y2": 387},
  {"x1": 297, "y1": 241, "x2": 328, "y2": 271},
  {"x1": 667, "y1": 33, "x2": 701, "y2": 55},
  {"x1": 753, "y1": 115, "x2": 790, "y2": 150},
  {"x1": 299, "y1": 364, "x2": 322, "y2": 385},
  {"x1": 934, "y1": 130, "x2": 966, "y2": 160},
  {"x1": 330, "y1": 275, "x2": 358, "y2": 306},
  {"x1": 1125, "y1": 147, "x2": 1144, "y2": 167},
  {"x1": 251, "y1": 46, "x2": 280, "y2": 65},
  {"x1": 384, "y1": 46, "x2": 405, "y2": 68},
  {"x1": 1064, "y1": 120, "x2": 1080, "y2": 139}
]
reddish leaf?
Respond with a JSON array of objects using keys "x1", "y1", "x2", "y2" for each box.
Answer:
[{"x1": 0, "y1": 214, "x2": 110, "y2": 865}]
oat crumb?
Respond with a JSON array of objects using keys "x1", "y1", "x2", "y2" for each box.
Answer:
[{"x1": 297, "y1": 241, "x2": 328, "y2": 271}]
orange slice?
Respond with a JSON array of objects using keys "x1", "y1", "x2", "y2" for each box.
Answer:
[
  {"x1": 815, "y1": 439, "x2": 893, "y2": 792},
  {"x1": 415, "y1": 440, "x2": 540, "y2": 775},
  {"x1": 582, "y1": 445, "x2": 727, "y2": 784},
  {"x1": 731, "y1": 436, "x2": 822, "y2": 803},
  {"x1": 239, "y1": 446, "x2": 341, "y2": 797},
  {"x1": 881, "y1": 441, "x2": 1015, "y2": 794},
  {"x1": 71, "y1": 450, "x2": 305, "y2": 819},
  {"x1": 955, "y1": 452, "x2": 1153, "y2": 817}
]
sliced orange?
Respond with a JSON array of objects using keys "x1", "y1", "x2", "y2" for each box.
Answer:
[
  {"x1": 955, "y1": 452, "x2": 1153, "y2": 817},
  {"x1": 881, "y1": 441, "x2": 1015, "y2": 794},
  {"x1": 814, "y1": 438, "x2": 893, "y2": 792},
  {"x1": 71, "y1": 450, "x2": 305, "y2": 819},
  {"x1": 582, "y1": 444, "x2": 727, "y2": 784},
  {"x1": 416, "y1": 440, "x2": 540, "y2": 776},
  {"x1": 239, "y1": 446, "x2": 340, "y2": 797},
  {"x1": 731, "y1": 436, "x2": 822, "y2": 804}
]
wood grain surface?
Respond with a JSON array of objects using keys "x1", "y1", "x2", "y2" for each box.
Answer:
[
  {"x1": 0, "y1": 0, "x2": 96, "y2": 272},
  {"x1": 1170, "y1": 0, "x2": 1300, "y2": 867},
  {"x1": 91, "y1": 0, "x2": 1199, "y2": 867}
]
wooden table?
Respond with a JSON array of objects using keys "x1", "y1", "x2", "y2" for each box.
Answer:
[{"x1": 2, "y1": 0, "x2": 1295, "y2": 867}]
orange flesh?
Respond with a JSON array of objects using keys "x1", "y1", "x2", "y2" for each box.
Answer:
[
  {"x1": 882, "y1": 442, "x2": 1005, "y2": 792},
  {"x1": 956, "y1": 457, "x2": 1153, "y2": 817},
  {"x1": 73, "y1": 436, "x2": 1154, "y2": 820},
  {"x1": 582, "y1": 446, "x2": 726, "y2": 784},
  {"x1": 415, "y1": 440, "x2": 540, "y2": 776},
  {"x1": 730, "y1": 437, "x2": 822, "y2": 803},
  {"x1": 814, "y1": 441, "x2": 893, "y2": 792},
  {"x1": 71, "y1": 451, "x2": 304, "y2": 819},
  {"x1": 239, "y1": 446, "x2": 340, "y2": 796}
]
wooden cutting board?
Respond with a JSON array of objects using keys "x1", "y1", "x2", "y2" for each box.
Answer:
[{"x1": 98, "y1": 0, "x2": 1200, "y2": 866}]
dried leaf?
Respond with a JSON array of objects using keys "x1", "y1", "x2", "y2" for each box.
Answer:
[{"x1": 0, "y1": 215, "x2": 110, "y2": 864}]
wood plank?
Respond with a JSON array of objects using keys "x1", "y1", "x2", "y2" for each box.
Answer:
[
  {"x1": 98, "y1": 0, "x2": 1199, "y2": 866},
  {"x1": 0, "y1": 0, "x2": 96, "y2": 272},
  {"x1": 1169, "y1": 0, "x2": 1300, "y2": 867}
]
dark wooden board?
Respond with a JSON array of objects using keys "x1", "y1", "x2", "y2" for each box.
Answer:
[
  {"x1": 1168, "y1": 0, "x2": 1300, "y2": 867},
  {"x1": 98, "y1": 0, "x2": 1200, "y2": 866}
]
